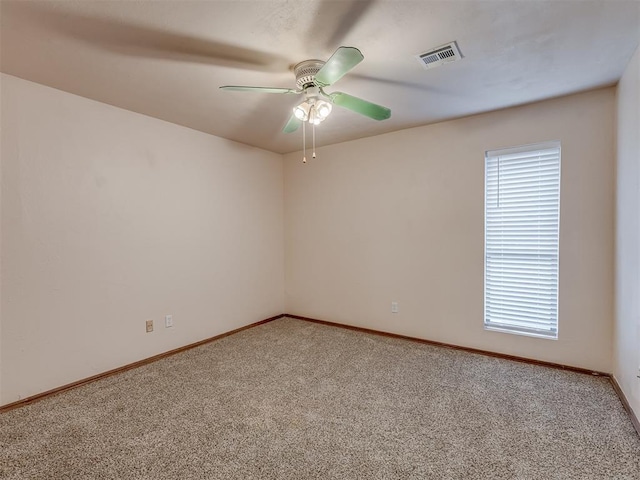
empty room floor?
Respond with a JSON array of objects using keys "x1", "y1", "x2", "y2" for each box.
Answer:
[{"x1": 1, "y1": 317, "x2": 639, "y2": 479}]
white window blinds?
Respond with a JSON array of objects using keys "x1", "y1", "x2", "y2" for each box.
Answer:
[{"x1": 484, "y1": 142, "x2": 561, "y2": 339}]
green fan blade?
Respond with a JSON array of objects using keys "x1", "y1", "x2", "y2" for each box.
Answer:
[
  {"x1": 283, "y1": 114, "x2": 302, "y2": 133},
  {"x1": 314, "y1": 47, "x2": 364, "y2": 86},
  {"x1": 330, "y1": 92, "x2": 391, "y2": 120},
  {"x1": 220, "y1": 86, "x2": 298, "y2": 94}
]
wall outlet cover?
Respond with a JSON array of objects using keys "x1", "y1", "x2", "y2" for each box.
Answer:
[{"x1": 146, "y1": 320, "x2": 153, "y2": 333}]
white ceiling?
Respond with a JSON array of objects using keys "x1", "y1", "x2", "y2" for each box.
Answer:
[{"x1": 2, "y1": 0, "x2": 639, "y2": 154}]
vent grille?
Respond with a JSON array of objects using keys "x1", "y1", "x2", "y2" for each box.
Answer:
[{"x1": 417, "y1": 41, "x2": 462, "y2": 70}]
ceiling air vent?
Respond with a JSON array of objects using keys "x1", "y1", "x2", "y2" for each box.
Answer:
[{"x1": 416, "y1": 41, "x2": 462, "y2": 70}]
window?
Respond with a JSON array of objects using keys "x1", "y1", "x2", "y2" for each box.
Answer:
[{"x1": 484, "y1": 141, "x2": 561, "y2": 339}]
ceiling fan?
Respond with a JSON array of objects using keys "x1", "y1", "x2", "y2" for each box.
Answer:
[{"x1": 220, "y1": 47, "x2": 391, "y2": 135}]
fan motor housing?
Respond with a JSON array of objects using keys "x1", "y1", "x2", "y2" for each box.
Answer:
[{"x1": 294, "y1": 60, "x2": 325, "y2": 90}]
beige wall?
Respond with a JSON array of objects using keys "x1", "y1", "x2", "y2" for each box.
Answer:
[
  {"x1": 0, "y1": 74, "x2": 284, "y2": 406},
  {"x1": 284, "y1": 88, "x2": 615, "y2": 373},
  {"x1": 0, "y1": 76, "x2": 3, "y2": 405},
  {"x1": 615, "y1": 46, "x2": 640, "y2": 418},
  {"x1": 0, "y1": 71, "x2": 621, "y2": 405}
]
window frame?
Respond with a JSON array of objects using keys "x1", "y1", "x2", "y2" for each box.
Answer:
[{"x1": 483, "y1": 141, "x2": 561, "y2": 340}]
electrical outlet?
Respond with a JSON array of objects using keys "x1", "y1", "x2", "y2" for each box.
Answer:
[
  {"x1": 391, "y1": 302, "x2": 399, "y2": 314},
  {"x1": 165, "y1": 315, "x2": 173, "y2": 328},
  {"x1": 146, "y1": 320, "x2": 153, "y2": 333}
]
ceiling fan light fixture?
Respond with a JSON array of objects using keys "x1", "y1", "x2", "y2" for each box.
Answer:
[
  {"x1": 293, "y1": 103, "x2": 309, "y2": 120},
  {"x1": 315, "y1": 100, "x2": 332, "y2": 119},
  {"x1": 293, "y1": 98, "x2": 332, "y2": 124}
]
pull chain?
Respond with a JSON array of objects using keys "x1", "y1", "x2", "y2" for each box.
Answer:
[
  {"x1": 302, "y1": 117, "x2": 306, "y2": 163},
  {"x1": 496, "y1": 156, "x2": 500, "y2": 207},
  {"x1": 312, "y1": 114, "x2": 316, "y2": 159}
]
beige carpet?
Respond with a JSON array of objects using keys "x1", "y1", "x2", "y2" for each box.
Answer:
[{"x1": 1, "y1": 317, "x2": 639, "y2": 479}]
